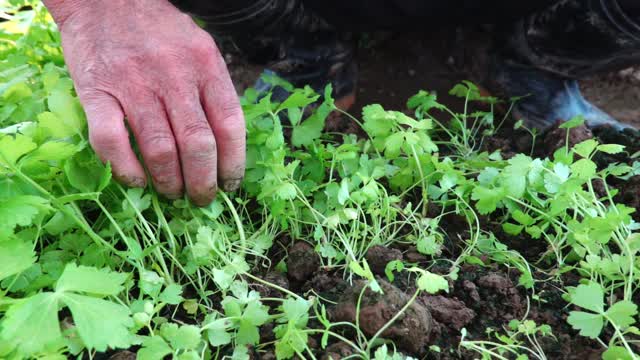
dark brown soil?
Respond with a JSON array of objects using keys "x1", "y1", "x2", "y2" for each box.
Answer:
[
  {"x1": 365, "y1": 245, "x2": 403, "y2": 275},
  {"x1": 329, "y1": 278, "x2": 433, "y2": 354},
  {"x1": 286, "y1": 241, "x2": 321, "y2": 283}
]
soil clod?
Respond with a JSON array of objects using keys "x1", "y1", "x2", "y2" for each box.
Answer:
[
  {"x1": 365, "y1": 245, "x2": 403, "y2": 275},
  {"x1": 421, "y1": 295, "x2": 476, "y2": 331},
  {"x1": 330, "y1": 278, "x2": 433, "y2": 354},
  {"x1": 287, "y1": 241, "x2": 321, "y2": 283}
]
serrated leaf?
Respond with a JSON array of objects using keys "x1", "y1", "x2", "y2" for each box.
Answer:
[
  {"x1": 27, "y1": 141, "x2": 79, "y2": 163},
  {"x1": 362, "y1": 104, "x2": 395, "y2": 136},
  {"x1": 204, "y1": 314, "x2": 232, "y2": 346},
  {"x1": 162, "y1": 324, "x2": 201, "y2": 350},
  {"x1": 416, "y1": 271, "x2": 449, "y2": 294},
  {"x1": 0, "y1": 195, "x2": 49, "y2": 234},
  {"x1": 0, "y1": 134, "x2": 37, "y2": 167},
  {"x1": 275, "y1": 183, "x2": 297, "y2": 200},
  {"x1": 159, "y1": 283, "x2": 184, "y2": 305},
  {"x1": 598, "y1": 144, "x2": 626, "y2": 155},
  {"x1": 0, "y1": 293, "x2": 62, "y2": 356},
  {"x1": 570, "y1": 283, "x2": 604, "y2": 313},
  {"x1": 567, "y1": 311, "x2": 603, "y2": 338},
  {"x1": 606, "y1": 301, "x2": 637, "y2": 329},
  {"x1": 573, "y1": 139, "x2": 598, "y2": 158},
  {"x1": 56, "y1": 263, "x2": 127, "y2": 296},
  {"x1": 0, "y1": 237, "x2": 36, "y2": 280},
  {"x1": 137, "y1": 336, "x2": 172, "y2": 360},
  {"x1": 602, "y1": 346, "x2": 634, "y2": 360},
  {"x1": 62, "y1": 293, "x2": 133, "y2": 351},
  {"x1": 559, "y1": 116, "x2": 585, "y2": 129},
  {"x1": 571, "y1": 159, "x2": 597, "y2": 179},
  {"x1": 47, "y1": 90, "x2": 86, "y2": 133},
  {"x1": 502, "y1": 223, "x2": 524, "y2": 235},
  {"x1": 471, "y1": 186, "x2": 505, "y2": 215},
  {"x1": 237, "y1": 320, "x2": 261, "y2": 345}
]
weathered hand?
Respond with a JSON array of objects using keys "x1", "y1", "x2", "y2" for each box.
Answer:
[{"x1": 43, "y1": 0, "x2": 245, "y2": 206}]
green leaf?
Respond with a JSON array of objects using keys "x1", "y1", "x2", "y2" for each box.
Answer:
[
  {"x1": 602, "y1": 346, "x2": 635, "y2": 360},
  {"x1": 159, "y1": 283, "x2": 184, "y2": 305},
  {"x1": 0, "y1": 134, "x2": 37, "y2": 168},
  {"x1": 275, "y1": 183, "x2": 297, "y2": 200},
  {"x1": 56, "y1": 263, "x2": 127, "y2": 296},
  {"x1": 512, "y1": 210, "x2": 535, "y2": 226},
  {"x1": 606, "y1": 301, "x2": 637, "y2": 329},
  {"x1": 598, "y1": 144, "x2": 626, "y2": 155},
  {"x1": 277, "y1": 86, "x2": 319, "y2": 114},
  {"x1": 571, "y1": 159, "x2": 597, "y2": 179},
  {"x1": 62, "y1": 293, "x2": 133, "y2": 351},
  {"x1": 47, "y1": 90, "x2": 86, "y2": 133},
  {"x1": 471, "y1": 186, "x2": 505, "y2": 215},
  {"x1": 573, "y1": 139, "x2": 598, "y2": 158},
  {"x1": 38, "y1": 111, "x2": 77, "y2": 139},
  {"x1": 137, "y1": 336, "x2": 172, "y2": 360},
  {"x1": 280, "y1": 298, "x2": 310, "y2": 326},
  {"x1": 0, "y1": 237, "x2": 36, "y2": 281},
  {"x1": 161, "y1": 323, "x2": 201, "y2": 350},
  {"x1": 27, "y1": 141, "x2": 79, "y2": 162},
  {"x1": 559, "y1": 115, "x2": 585, "y2": 129},
  {"x1": 362, "y1": 104, "x2": 395, "y2": 137},
  {"x1": 415, "y1": 270, "x2": 449, "y2": 294},
  {"x1": 417, "y1": 235, "x2": 441, "y2": 255},
  {"x1": 64, "y1": 152, "x2": 109, "y2": 193},
  {"x1": 0, "y1": 195, "x2": 49, "y2": 234},
  {"x1": 237, "y1": 319, "x2": 261, "y2": 345},
  {"x1": 0, "y1": 293, "x2": 62, "y2": 356},
  {"x1": 204, "y1": 314, "x2": 232, "y2": 346},
  {"x1": 570, "y1": 283, "x2": 604, "y2": 313},
  {"x1": 567, "y1": 311, "x2": 604, "y2": 338},
  {"x1": 244, "y1": 301, "x2": 270, "y2": 326},
  {"x1": 502, "y1": 223, "x2": 524, "y2": 235}
]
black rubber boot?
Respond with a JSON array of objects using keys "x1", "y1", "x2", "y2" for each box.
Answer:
[
  {"x1": 173, "y1": 0, "x2": 357, "y2": 107},
  {"x1": 489, "y1": 0, "x2": 640, "y2": 130}
]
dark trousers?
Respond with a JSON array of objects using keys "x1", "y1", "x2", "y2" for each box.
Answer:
[{"x1": 172, "y1": 0, "x2": 640, "y2": 79}]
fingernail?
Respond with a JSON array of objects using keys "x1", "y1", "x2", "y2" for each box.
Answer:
[
  {"x1": 129, "y1": 177, "x2": 147, "y2": 188},
  {"x1": 116, "y1": 175, "x2": 146, "y2": 188},
  {"x1": 221, "y1": 178, "x2": 242, "y2": 192}
]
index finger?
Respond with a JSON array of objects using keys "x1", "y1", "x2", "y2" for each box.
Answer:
[{"x1": 200, "y1": 66, "x2": 246, "y2": 192}]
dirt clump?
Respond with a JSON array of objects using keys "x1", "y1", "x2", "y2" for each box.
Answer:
[
  {"x1": 365, "y1": 245, "x2": 403, "y2": 275},
  {"x1": 330, "y1": 278, "x2": 433, "y2": 354},
  {"x1": 475, "y1": 272, "x2": 524, "y2": 322},
  {"x1": 255, "y1": 271, "x2": 290, "y2": 299},
  {"x1": 287, "y1": 241, "x2": 321, "y2": 283},
  {"x1": 420, "y1": 295, "x2": 476, "y2": 331}
]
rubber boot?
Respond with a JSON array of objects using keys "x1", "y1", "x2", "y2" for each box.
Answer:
[
  {"x1": 489, "y1": 0, "x2": 640, "y2": 130},
  {"x1": 173, "y1": 0, "x2": 357, "y2": 109}
]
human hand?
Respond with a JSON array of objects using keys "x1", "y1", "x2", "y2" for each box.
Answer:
[{"x1": 43, "y1": 0, "x2": 246, "y2": 205}]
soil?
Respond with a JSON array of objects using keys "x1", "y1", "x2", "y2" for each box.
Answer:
[
  {"x1": 365, "y1": 245, "x2": 403, "y2": 275},
  {"x1": 213, "y1": 25, "x2": 640, "y2": 360},
  {"x1": 329, "y1": 278, "x2": 433, "y2": 354},
  {"x1": 286, "y1": 241, "x2": 321, "y2": 283}
]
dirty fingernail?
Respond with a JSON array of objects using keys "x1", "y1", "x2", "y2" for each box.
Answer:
[
  {"x1": 129, "y1": 177, "x2": 147, "y2": 188},
  {"x1": 221, "y1": 178, "x2": 242, "y2": 192},
  {"x1": 116, "y1": 175, "x2": 147, "y2": 188}
]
